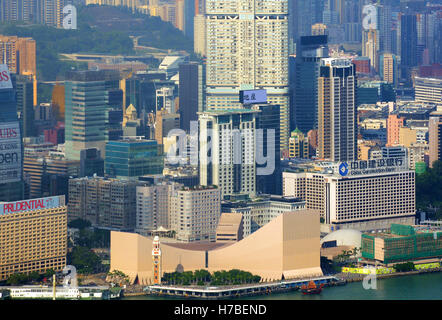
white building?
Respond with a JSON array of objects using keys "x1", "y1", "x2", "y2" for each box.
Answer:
[
  {"x1": 283, "y1": 157, "x2": 416, "y2": 232},
  {"x1": 198, "y1": 109, "x2": 259, "y2": 198},
  {"x1": 222, "y1": 195, "x2": 306, "y2": 237},
  {"x1": 205, "y1": 0, "x2": 290, "y2": 151},
  {"x1": 170, "y1": 186, "x2": 221, "y2": 242},
  {"x1": 135, "y1": 182, "x2": 182, "y2": 236}
]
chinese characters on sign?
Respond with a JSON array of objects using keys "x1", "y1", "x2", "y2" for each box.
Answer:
[{"x1": 339, "y1": 158, "x2": 406, "y2": 177}]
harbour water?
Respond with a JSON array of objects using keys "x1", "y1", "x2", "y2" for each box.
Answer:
[{"x1": 123, "y1": 272, "x2": 442, "y2": 300}]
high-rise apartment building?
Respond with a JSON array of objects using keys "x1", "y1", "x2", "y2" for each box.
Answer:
[
  {"x1": 0, "y1": 196, "x2": 67, "y2": 281},
  {"x1": 380, "y1": 53, "x2": 398, "y2": 86},
  {"x1": 68, "y1": 176, "x2": 138, "y2": 231},
  {"x1": 170, "y1": 185, "x2": 221, "y2": 242},
  {"x1": 386, "y1": 114, "x2": 405, "y2": 147},
  {"x1": 199, "y1": 109, "x2": 259, "y2": 198},
  {"x1": 0, "y1": 36, "x2": 36, "y2": 76},
  {"x1": 205, "y1": 0, "x2": 290, "y2": 152},
  {"x1": 318, "y1": 58, "x2": 357, "y2": 162},
  {"x1": 293, "y1": 35, "x2": 329, "y2": 133},
  {"x1": 429, "y1": 111, "x2": 442, "y2": 168}
]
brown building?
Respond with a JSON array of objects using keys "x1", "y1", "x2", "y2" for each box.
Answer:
[
  {"x1": 386, "y1": 114, "x2": 405, "y2": 147},
  {"x1": 0, "y1": 196, "x2": 67, "y2": 281},
  {"x1": 0, "y1": 35, "x2": 36, "y2": 76},
  {"x1": 110, "y1": 210, "x2": 323, "y2": 285},
  {"x1": 429, "y1": 111, "x2": 442, "y2": 167},
  {"x1": 216, "y1": 213, "x2": 244, "y2": 243}
]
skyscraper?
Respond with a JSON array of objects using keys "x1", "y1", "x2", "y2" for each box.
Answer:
[
  {"x1": 400, "y1": 13, "x2": 418, "y2": 83},
  {"x1": 12, "y1": 74, "x2": 35, "y2": 138},
  {"x1": 429, "y1": 111, "x2": 442, "y2": 168},
  {"x1": 318, "y1": 58, "x2": 357, "y2": 162},
  {"x1": 0, "y1": 64, "x2": 24, "y2": 201},
  {"x1": 205, "y1": 0, "x2": 290, "y2": 152},
  {"x1": 179, "y1": 61, "x2": 204, "y2": 132},
  {"x1": 199, "y1": 109, "x2": 259, "y2": 198},
  {"x1": 293, "y1": 35, "x2": 329, "y2": 133},
  {"x1": 64, "y1": 70, "x2": 122, "y2": 160}
]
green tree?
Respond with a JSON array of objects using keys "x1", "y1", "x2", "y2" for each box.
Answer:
[{"x1": 67, "y1": 246, "x2": 101, "y2": 274}]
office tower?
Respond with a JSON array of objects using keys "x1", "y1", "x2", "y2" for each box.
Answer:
[
  {"x1": 0, "y1": 64, "x2": 24, "y2": 202},
  {"x1": 289, "y1": 129, "x2": 309, "y2": 159},
  {"x1": 414, "y1": 77, "x2": 442, "y2": 105},
  {"x1": 293, "y1": 0, "x2": 324, "y2": 38},
  {"x1": 170, "y1": 185, "x2": 221, "y2": 242},
  {"x1": 51, "y1": 83, "x2": 65, "y2": 121},
  {"x1": 179, "y1": 62, "x2": 204, "y2": 132},
  {"x1": 377, "y1": 4, "x2": 393, "y2": 54},
  {"x1": 0, "y1": 36, "x2": 36, "y2": 76},
  {"x1": 199, "y1": 109, "x2": 259, "y2": 198},
  {"x1": 135, "y1": 182, "x2": 181, "y2": 236},
  {"x1": 154, "y1": 110, "x2": 180, "y2": 146},
  {"x1": 0, "y1": 196, "x2": 67, "y2": 281},
  {"x1": 105, "y1": 138, "x2": 164, "y2": 180},
  {"x1": 156, "y1": 86, "x2": 176, "y2": 113},
  {"x1": 318, "y1": 58, "x2": 357, "y2": 162},
  {"x1": 123, "y1": 72, "x2": 171, "y2": 114},
  {"x1": 400, "y1": 13, "x2": 418, "y2": 83},
  {"x1": 176, "y1": 0, "x2": 185, "y2": 31},
  {"x1": 254, "y1": 104, "x2": 281, "y2": 195},
  {"x1": 283, "y1": 158, "x2": 416, "y2": 232},
  {"x1": 12, "y1": 74, "x2": 35, "y2": 138},
  {"x1": 380, "y1": 53, "x2": 398, "y2": 86},
  {"x1": 79, "y1": 148, "x2": 104, "y2": 177},
  {"x1": 64, "y1": 70, "x2": 121, "y2": 160},
  {"x1": 429, "y1": 111, "x2": 442, "y2": 168},
  {"x1": 293, "y1": 35, "x2": 329, "y2": 134},
  {"x1": 68, "y1": 176, "x2": 138, "y2": 231},
  {"x1": 205, "y1": 0, "x2": 290, "y2": 152},
  {"x1": 362, "y1": 29, "x2": 379, "y2": 73}
]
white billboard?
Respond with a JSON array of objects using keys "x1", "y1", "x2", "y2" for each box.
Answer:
[
  {"x1": 0, "y1": 64, "x2": 12, "y2": 89},
  {"x1": 362, "y1": 4, "x2": 378, "y2": 31},
  {"x1": 0, "y1": 122, "x2": 22, "y2": 183},
  {"x1": 239, "y1": 89, "x2": 268, "y2": 105}
]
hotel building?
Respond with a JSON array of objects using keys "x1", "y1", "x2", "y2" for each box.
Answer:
[
  {"x1": 414, "y1": 77, "x2": 442, "y2": 105},
  {"x1": 205, "y1": 0, "x2": 290, "y2": 151},
  {"x1": 283, "y1": 158, "x2": 416, "y2": 232},
  {"x1": 0, "y1": 196, "x2": 67, "y2": 281},
  {"x1": 170, "y1": 186, "x2": 221, "y2": 242}
]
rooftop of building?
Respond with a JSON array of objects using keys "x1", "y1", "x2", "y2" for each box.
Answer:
[
  {"x1": 363, "y1": 224, "x2": 442, "y2": 239},
  {"x1": 198, "y1": 108, "x2": 260, "y2": 116}
]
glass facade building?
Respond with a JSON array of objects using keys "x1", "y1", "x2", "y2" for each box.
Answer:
[{"x1": 105, "y1": 139, "x2": 164, "y2": 180}]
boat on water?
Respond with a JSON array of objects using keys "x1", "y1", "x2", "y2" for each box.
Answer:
[
  {"x1": 300, "y1": 281, "x2": 324, "y2": 295},
  {"x1": 3, "y1": 285, "x2": 122, "y2": 300}
]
